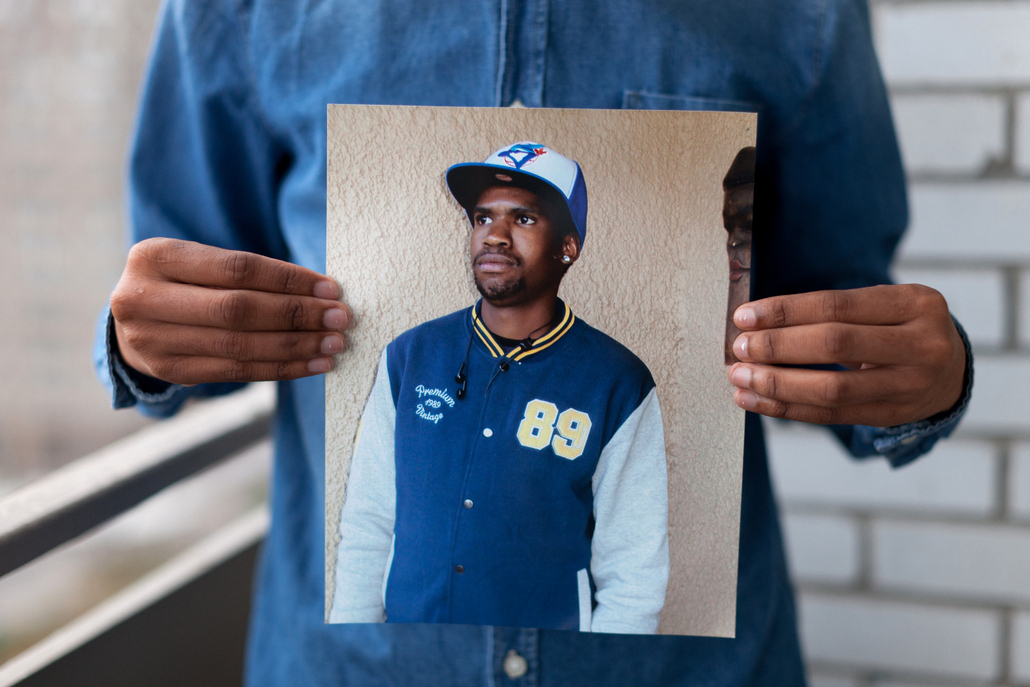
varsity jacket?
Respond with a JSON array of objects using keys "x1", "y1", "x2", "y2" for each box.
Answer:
[{"x1": 331, "y1": 300, "x2": 670, "y2": 633}]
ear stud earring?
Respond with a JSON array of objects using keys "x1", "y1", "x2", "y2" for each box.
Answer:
[{"x1": 561, "y1": 255, "x2": 572, "y2": 264}]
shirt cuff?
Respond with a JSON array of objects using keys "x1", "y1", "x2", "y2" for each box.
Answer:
[
  {"x1": 838, "y1": 315, "x2": 974, "y2": 468},
  {"x1": 100, "y1": 305, "x2": 186, "y2": 412}
]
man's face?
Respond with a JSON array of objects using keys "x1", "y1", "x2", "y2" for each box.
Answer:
[
  {"x1": 470, "y1": 185, "x2": 565, "y2": 306},
  {"x1": 723, "y1": 182, "x2": 754, "y2": 282}
]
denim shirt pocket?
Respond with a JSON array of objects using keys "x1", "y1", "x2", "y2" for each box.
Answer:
[{"x1": 622, "y1": 90, "x2": 759, "y2": 114}]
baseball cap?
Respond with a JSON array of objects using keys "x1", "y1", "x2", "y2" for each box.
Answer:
[{"x1": 446, "y1": 142, "x2": 588, "y2": 246}]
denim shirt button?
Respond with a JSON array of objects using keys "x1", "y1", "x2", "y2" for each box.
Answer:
[{"x1": 503, "y1": 650, "x2": 528, "y2": 679}]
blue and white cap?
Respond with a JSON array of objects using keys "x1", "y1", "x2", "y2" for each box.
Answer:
[{"x1": 446, "y1": 142, "x2": 588, "y2": 246}]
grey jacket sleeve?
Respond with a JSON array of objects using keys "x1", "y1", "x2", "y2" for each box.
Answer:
[
  {"x1": 329, "y1": 350, "x2": 396, "y2": 623},
  {"x1": 589, "y1": 387, "x2": 670, "y2": 634}
]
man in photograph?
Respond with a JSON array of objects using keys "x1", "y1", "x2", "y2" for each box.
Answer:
[{"x1": 329, "y1": 142, "x2": 670, "y2": 633}]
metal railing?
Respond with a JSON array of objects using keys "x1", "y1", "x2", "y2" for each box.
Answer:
[{"x1": 0, "y1": 384, "x2": 275, "y2": 686}]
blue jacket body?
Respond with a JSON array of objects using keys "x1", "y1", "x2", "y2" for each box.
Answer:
[{"x1": 331, "y1": 302, "x2": 669, "y2": 632}]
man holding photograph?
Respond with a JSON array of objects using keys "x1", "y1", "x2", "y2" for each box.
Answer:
[
  {"x1": 98, "y1": 1, "x2": 972, "y2": 685},
  {"x1": 330, "y1": 142, "x2": 669, "y2": 633}
]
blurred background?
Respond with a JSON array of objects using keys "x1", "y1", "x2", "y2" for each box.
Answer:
[
  {"x1": 0, "y1": 0, "x2": 270, "y2": 671},
  {"x1": 0, "y1": 0, "x2": 1028, "y2": 685}
]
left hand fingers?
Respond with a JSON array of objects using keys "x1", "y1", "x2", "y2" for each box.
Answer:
[
  {"x1": 733, "y1": 284, "x2": 942, "y2": 330},
  {"x1": 727, "y1": 283, "x2": 968, "y2": 425},
  {"x1": 729, "y1": 363, "x2": 922, "y2": 407},
  {"x1": 733, "y1": 322, "x2": 944, "y2": 367},
  {"x1": 727, "y1": 363, "x2": 940, "y2": 425},
  {"x1": 730, "y1": 389, "x2": 908, "y2": 426}
]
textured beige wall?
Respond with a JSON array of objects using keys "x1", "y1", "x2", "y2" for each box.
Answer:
[{"x1": 325, "y1": 105, "x2": 756, "y2": 636}]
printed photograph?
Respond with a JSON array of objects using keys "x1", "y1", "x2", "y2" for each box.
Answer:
[
  {"x1": 331, "y1": 141, "x2": 669, "y2": 633},
  {"x1": 324, "y1": 105, "x2": 756, "y2": 636}
]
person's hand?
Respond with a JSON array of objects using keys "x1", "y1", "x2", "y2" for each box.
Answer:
[
  {"x1": 727, "y1": 284, "x2": 967, "y2": 426},
  {"x1": 110, "y1": 238, "x2": 350, "y2": 385}
]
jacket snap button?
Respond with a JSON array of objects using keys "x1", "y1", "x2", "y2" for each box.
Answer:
[
  {"x1": 454, "y1": 565, "x2": 464, "y2": 573},
  {"x1": 463, "y1": 499, "x2": 474, "y2": 509},
  {"x1": 503, "y1": 650, "x2": 528, "y2": 679},
  {"x1": 483, "y1": 428, "x2": 493, "y2": 437}
]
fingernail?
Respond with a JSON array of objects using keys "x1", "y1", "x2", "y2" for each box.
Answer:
[
  {"x1": 308, "y1": 357, "x2": 334, "y2": 373},
  {"x1": 734, "y1": 335, "x2": 748, "y2": 360},
  {"x1": 730, "y1": 365, "x2": 752, "y2": 388},
  {"x1": 314, "y1": 280, "x2": 339, "y2": 300},
  {"x1": 736, "y1": 390, "x2": 757, "y2": 410},
  {"x1": 324, "y1": 308, "x2": 348, "y2": 330},
  {"x1": 321, "y1": 334, "x2": 344, "y2": 355},
  {"x1": 734, "y1": 306, "x2": 756, "y2": 329}
]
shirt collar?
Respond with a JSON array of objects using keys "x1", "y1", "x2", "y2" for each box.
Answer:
[{"x1": 470, "y1": 299, "x2": 575, "y2": 362}]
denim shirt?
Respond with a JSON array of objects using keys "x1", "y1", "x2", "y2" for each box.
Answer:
[{"x1": 92, "y1": 0, "x2": 973, "y2": 684}]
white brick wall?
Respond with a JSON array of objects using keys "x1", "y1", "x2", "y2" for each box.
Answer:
[
  {"x1": 768, "y1": 424, "x2": 998, "y2": 515},
  {"x1": 879, "y1": 679, "x2": 972, "y2": 687},
  {"x1": 1020, "y1": 271, "x2": 1030, "y2": 349},
  {"x1": 1017, "y1": 93, "x2": 1030, "y2": 175},
  {"x1": 1014, "y1": 611, "x2": 1030, "y2": 683},
  {"x1": 898, "y1": 183, "x2": 1030, "y2": 261},
  {"x1": 873, "y1": 521, "x2": 1030, "y2": 603},
  {"x1": 809, "y1": 675, "x2": 858, "y2": 687},
  {"x1": 961, "y1": 356, "x2": 1030, "y2": 434},
  {"x1": 892, "y1": 267, "x2": 1006, "y2": 348},
  {"x1": 782, "y1": 513, "x2": 860, "y2": 585},
  {"x1": 1012, "y1": 443, "x2": 1030, "y2": 521},
  {"x1": 780, "y1": 0, "x2": 1030, "y2": 635},
  {"x1": 799, "y1": 593, "x2": 1001, "y2": 680},
  {"x1": 890, "y1": 94, "x2": 1007, "y2": 176},
  {"x1": 779, "y1": 7, "x2": 1030, "y2": 684},
  {"x1": 875, "y1": 2, "x2": 1030, "y2": 86}
]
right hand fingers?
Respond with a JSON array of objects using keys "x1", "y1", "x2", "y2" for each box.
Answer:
[
  {"x1": 115, "y1": 316, "x2": 344, "y2": 385},
  {"x1": 114, "y1": 281, "x2": 349, "y2": 332},
  {"x1": 127, "y1": 238, "x2": 340, "y2": 299},
  {"x1": 143, "y1": 355, "x2": 338, "y2": 386},
  {"x1": 111, "y1": 239, "x2": 350, "y2": 384},
  {"x1": 120, "y1": 322, "x2": 345, "y2": 363},
  {"x1": 733, "y1": 284, "x2": 935, "y2": 330}
]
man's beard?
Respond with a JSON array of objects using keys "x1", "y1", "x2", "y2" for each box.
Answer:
[
  {"x1": 472, "y1": 248, "x2": 527, "y2": 303},
  {"x1": 474, "y1": 273, "x2": 526, "y2": 302}
]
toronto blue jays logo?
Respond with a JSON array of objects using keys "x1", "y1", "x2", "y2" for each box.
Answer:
[{"x1": 497, "y1": 143, "x2": 547, "y2": 170}]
